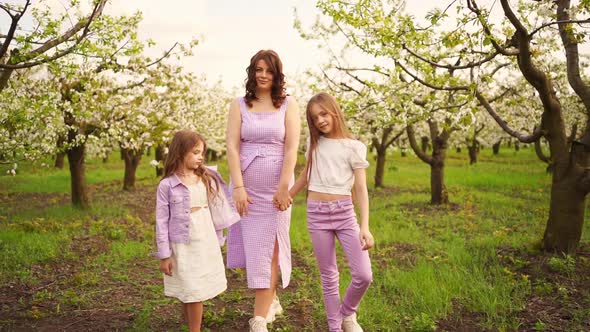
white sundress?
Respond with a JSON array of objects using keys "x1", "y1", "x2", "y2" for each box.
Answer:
[{"x1": 164, "y1": 181, "x2": 227, "y2": 303}]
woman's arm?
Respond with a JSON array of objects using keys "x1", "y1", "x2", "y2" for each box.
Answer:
[
  {"x1": 353, "y1": 168, "x2": 374, "y2": 250},
  {"x1": 226, "y1": 98, "x2": 251, "y2": 216},
  {"x1": 274, "y1": 96, "x2": 301, "y2": 209}
]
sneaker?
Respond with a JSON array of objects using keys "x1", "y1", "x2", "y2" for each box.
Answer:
[
  {"x1": 266, "y1": 295, "x2": 284, "y2": 323},
  {"x1": 249, "y1": 316, "x2": 268, "y2": 332},
  {"x1": 342, "y1": 313, "x2": 363, "y2": 332}
]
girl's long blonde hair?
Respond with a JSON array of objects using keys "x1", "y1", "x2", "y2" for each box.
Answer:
[
  {"x1": 304, "y1": 92, "x2": 353, "y2": 180},
  {"x1": 162, "y1": 130, "x2": 219, "y2": 198}
]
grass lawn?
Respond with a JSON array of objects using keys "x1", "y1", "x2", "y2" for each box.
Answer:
[{"x1": 0, "y1": 147, "x2": 589, "y2": 331}]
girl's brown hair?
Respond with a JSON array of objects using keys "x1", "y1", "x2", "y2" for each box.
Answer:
[
  {"x1": 162, "y1": 130, "x2": 219, "y2": 198},
  {"x1": 304, "y1": 92, "x2": 353, "y2": 180},
  {"x1": 244, "y1": 49, "x2": 286, "y2": 108}
]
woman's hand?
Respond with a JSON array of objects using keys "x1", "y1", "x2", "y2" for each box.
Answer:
[
  {"x1": 233, "y1": 187, "x2": 253, "y2": 216},
  {"x1": 359, "y1": 227, "x2": 374, "y2": 250},
  {"x1": 160, "y1": 257, "x2": 173, "y2": 276},
  {"x1": 273, "y1": 188, "x2": 293, "y2": 211}
]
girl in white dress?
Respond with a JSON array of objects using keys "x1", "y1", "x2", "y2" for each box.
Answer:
[{"x1": 154, "y1": 130, "x2": 227, "y2": 332}]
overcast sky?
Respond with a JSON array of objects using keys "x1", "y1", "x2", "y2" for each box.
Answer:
[
  {"x1": 104, "y1": 0, "x2": 438, "y2": 90},
  {"x1": 2, "y1": 1, "x2": 586, "y2": 91}
]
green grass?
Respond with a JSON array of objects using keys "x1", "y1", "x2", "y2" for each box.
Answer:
[
  {"x1": 0, "y1": 230, "x2": 69, "y2": 283},
  {"x1": 0, "y1": 152, "x2": 159, "y2": 193},
  {"x1": 1, "y1": 146, "x2": 589, "y2": 331}
]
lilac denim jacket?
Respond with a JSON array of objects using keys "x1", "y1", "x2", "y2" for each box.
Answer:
[{"x1": 153, "y1": 166, "x2": 240, "y2": 259}]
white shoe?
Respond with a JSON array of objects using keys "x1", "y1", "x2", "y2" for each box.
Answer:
[
  {"x1": 342, "y1": 312, "x2": 364, "y2": 332},
  {"x1": 249, "y1": 316, "x2": 268, "y2": 332},
  {"x1": 266, "y1": 295, "x2": 284, "y2": 323}
]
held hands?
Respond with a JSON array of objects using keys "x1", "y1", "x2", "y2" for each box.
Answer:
[
  {"x1": 233, "y1": 187, "x2": 253, "y2": 216},
  {"x1": 273, "y1": 188, "x2": 293, "y2": 212},
  {"x1": 160, "y1": 257, "x2": 173, "y2": 276},
  {"x1": 359, "y1": 227, "x2": 375, "y2": 250}
]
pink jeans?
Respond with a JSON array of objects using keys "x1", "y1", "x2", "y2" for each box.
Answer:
[{"x1": 307, "y1": 198, "x2": 373, "y2": 332}]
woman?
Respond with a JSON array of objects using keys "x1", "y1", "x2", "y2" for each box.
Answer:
[{"x1": 225, "y1": 49, "x2": 300, "y2": 332}]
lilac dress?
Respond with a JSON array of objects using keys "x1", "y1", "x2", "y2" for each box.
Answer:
[{"x1": 227, "y1": 96, "x2": 292, "y2": 289}]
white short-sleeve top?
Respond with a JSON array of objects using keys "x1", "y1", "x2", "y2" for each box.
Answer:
[{"x1": 305, "y1": 136, "x2": 370, "y2": 195}]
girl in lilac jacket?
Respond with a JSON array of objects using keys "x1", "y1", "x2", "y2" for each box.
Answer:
[{"x1": 154, "y1": 130, "x2": 239, "y2": 332}]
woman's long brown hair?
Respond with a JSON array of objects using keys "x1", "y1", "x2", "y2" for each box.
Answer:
[
  {"x1": 162, "y1": 130, "x2": 219, "y2": 198},
  {"x1": 244, "y1": 49, "x2": 286, "y2": 108},
  {"x1": 304, "y1": 92, "x2": 353, "y2": 181}
]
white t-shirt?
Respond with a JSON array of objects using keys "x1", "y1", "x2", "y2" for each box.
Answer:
[{"x1": 305, "y1": 136, "x2": 369, "y2": 195}]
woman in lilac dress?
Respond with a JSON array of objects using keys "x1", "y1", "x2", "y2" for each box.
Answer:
[{"x1": 225, "y1": 49, "x2": 300, "y2": 331}]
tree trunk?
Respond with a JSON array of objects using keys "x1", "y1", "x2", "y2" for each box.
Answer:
[
  {"x1": 122, "y1": 148, "x2": 142, "y2": 191},
  {"x1": 0, "y1": 68, "x2": 14, "y2": 91},
  {"x1": 468, "y1": 145, "x2": 477, "y2": 165},
  {"x1": 492, "y1": 141, "x2": 501, "y2": 155},
  {"x1": 456, "y1": 147, "x2": 461, "y2": 153},
  {"x1": 54, "y1": 135, "x2": 65, "y2": 169},
  {"x1": 207, "y1": 149, "x2": 220, "y2": 162},
  {"x1": 543, "y1": 171, "x2": 586, "y2": 253},
  {"x1": 543, "y1": 136, "x2": 588, "y2": 253},
  {"x1": 54, "y1": 153, "x2": 65, "y2": 169},
  {"x1": 467, "y1": 138, "x2": 479, "y2": 165},
  {"x1": 431, "y1": 140, "x2": 448, "y2": 204},
  {"x1": 430, "y1": 163, "x2": 447, "y2": 204},
  {"x1": 407, "y1": 123, "x2": 449, "y2": 204},
  {"x1": 515, "y1": 142, "x2": 520, "y2": 151},
  {"x1": 155, "y1": 145, "x2": 164, "y2": 177},
  {"x1": 374, "y1": 147, "x2": 386, "y2": 188},
  {"x1": 421, "y1": 136, "x2": 429, "y2": 152},
  {"x1": 67, "y1": 143, "x2": 89, "y2": 209},
  {"x1": 401, "y1": 148, "x2": 407, "y2": 157}
]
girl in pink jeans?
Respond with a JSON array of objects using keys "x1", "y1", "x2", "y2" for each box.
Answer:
[{"x1": 290, "y1": 92, "x2": 374, "y2": 332}]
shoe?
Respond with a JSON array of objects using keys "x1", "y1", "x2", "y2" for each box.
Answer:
[
  {"x1": 266, "y1": 295, "x2": 284, "y2": 323},
  {"x1": 342, "y1": 312, "x2": 363, "y2": 332},
  {"x1": 249, "y1": 316, "x2": 268, "y2": 332}
]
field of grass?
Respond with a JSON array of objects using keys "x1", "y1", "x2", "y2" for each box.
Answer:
[{"x1": 0, "y1": 147, "x2": 589, "y2": 331}]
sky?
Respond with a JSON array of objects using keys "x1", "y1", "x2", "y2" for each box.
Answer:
[
  {"x1": 0, "y1": 0, "x2": 503, "y2": 90},
  {"x1": 1, "y1": 0, "x2": 586, "y2": 91},
  {"x1": 103, "y1": 0, "x2": 438, "y2": 90},
  {"x1": 106, "y1": 0, "x2": 328, "y2": 90}
]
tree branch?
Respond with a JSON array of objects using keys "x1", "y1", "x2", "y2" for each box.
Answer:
[
  {"x1": 403, "y1": 44, "x2": 500, "y2": 70},
  {"x1": 475, "y1": 90, "x2": 544, "y2": 143},
  {"x1": 385, "y1": 128, "x2": 405, "y2": 149},
  {"x1": 395, "y1": 60, "x2": 470, "y2": 91},
  {"x1": 529, "y1": 18, "x2": 590, "y2": 38},
  {"x1": 467, "y1": 0, "x2": 519, "y2": 56},
  {"x1": 145, "y1": 42, "x2": 178, "y2": 68},
  {"x1": 0, "y1": 3, "x2": 17, "y2": 18},
  {"x1": 108, "y1": 78, "x2": 148, "y2": 94},
  {"x1": 0, "y1": 1, "x2": 29, "y2": 59},
  {"x1": 407, "y1": 124, "x2": 433, "y2": 164},
  {"x1": 475, "y1": 123, "x2": 485, "y2": 135},
  {"x1": 340, "y1": 82, "x2": 363, "y2": 96},
  {"x1": 489, "y1": 63, "x2": 511, "y2": 77},
  {"x1": 0, "y1": 0, "x2": 107, "y2": 69},
  {"x1": 499, "y1": 0, "x2": 557, "y2": 110},
  {"x1": 557, "y1": 1, "x2": 590, "y2": 114},
  {"x1": 429, "y1": 100, "x2": 469, "y2": 113},
  {"x1": 534, "y1": 138, "x2": 551, "y2": 163},
  {"x1": 335, "y1": 66, "x2": 390, "y2": 77},
  {"x1": 487, "y1": 86, "x2": 516, "y2": 104},
  {"x1": 568, "y1": 123, "x2": 578, "y2": 143},
  {"x1": 499, "y1": 0, "x2": 528, "y2": 35}
]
